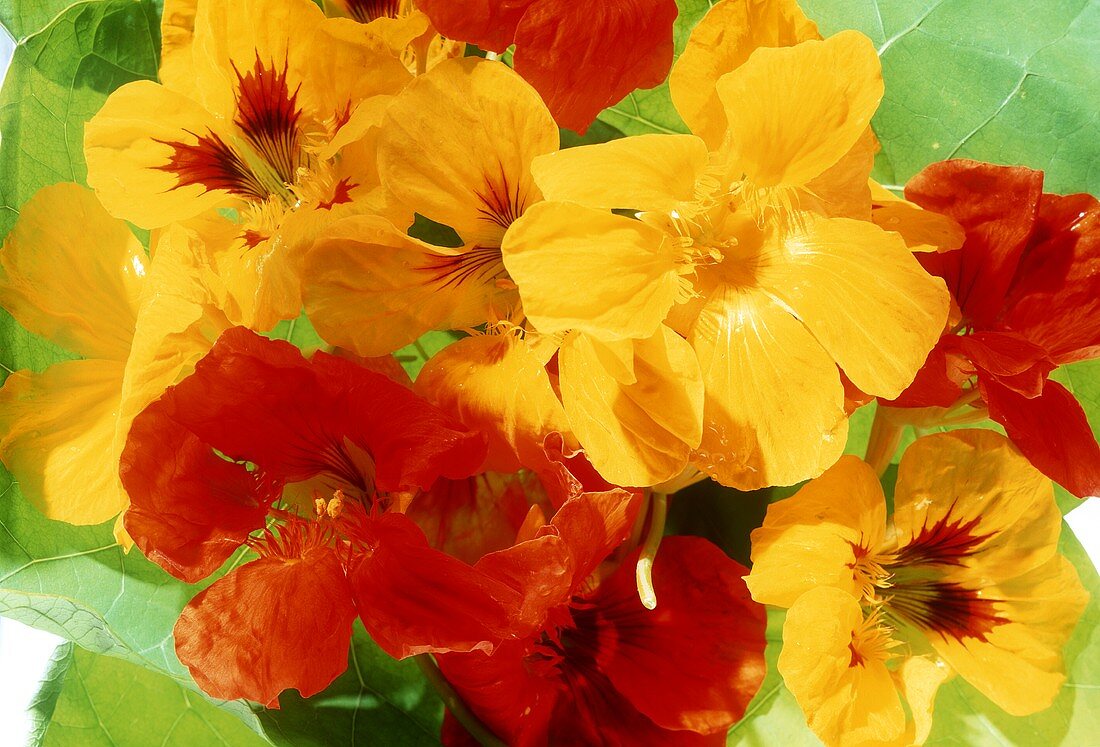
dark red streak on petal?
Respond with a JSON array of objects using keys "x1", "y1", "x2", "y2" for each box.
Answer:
[
  {"x1": 887, "y1": 579, "x2": 1006, "y2": 643},
  {"x1": 345, "y1": 0, "x2": 402, "y2": 22},
  {"x1": 318, "y1": 178, "x2": 357, "y2": 210},
  {"x1": 233, "y1": 55, "x2": 303, "y2": 185},
  {"x1": 155, "y1": 128, "x2": 268, "y2": 200},
  {"x1": 474, "y1": 164, "x2": 529, "y2": 231},
  {"x1": 418, "y1": 246, "x2": 508, "y2": 290},
  {"x1": 893, "y1": 504, "x2": 993, "y2": 568}
]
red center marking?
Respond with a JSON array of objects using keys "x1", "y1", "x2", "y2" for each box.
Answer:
[{"x1": 232, "y1": 55, "x2": 303, "y2": 185}]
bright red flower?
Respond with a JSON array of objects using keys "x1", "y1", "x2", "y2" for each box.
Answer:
[
  {"x1": 416, "y1": 0, "x2": 678, "y2": 133},
  {"x1": 889, "y1": 159, "x2": 1100, "y2": 497},
  {"x1": 120, "y1": 327, "x2": 572, "y2": 705},
  {"x1": 435, "y1": 519, "x2": 766, "y2": 745}
]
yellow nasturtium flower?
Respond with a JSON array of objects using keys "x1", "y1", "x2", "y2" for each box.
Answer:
[
  {"x1": 746, "y1": 430, "x2": 1088, "y2": 746},
  {"x1": 0, "y1": 185, "x2": 231, "y2": 536},
  {"x1": 303, "y1": 57, "x2": 557, "y2": 356},
  {"x1": 326, "y1": 0, "x2": 464, "y2": 74},
  {"x1": 502, "y1": 0, "x2": 949, "y2": 489},
  {"x1": 85, "y1": 0, "x2": 412, "y2": 329}
]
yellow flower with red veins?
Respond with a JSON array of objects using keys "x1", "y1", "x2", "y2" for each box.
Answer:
[
  {"x1": 501, "y1": 0, "x2": 949, "y2": 489},
  {"x1": 746, "y1": 430, "x2": 1088, "y2": 746},
  {"x1": 85, "y1": 0, "x2": 413, "y2": 329},
  {"x1": 303, "y1": 57, "x2": 557, "y2": 356},
  {"x1": 0, "y1": 185, "x2": 231, "y2": 537}
]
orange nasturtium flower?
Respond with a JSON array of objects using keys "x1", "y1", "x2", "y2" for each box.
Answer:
[
  {"x1": 0, "y1": 185, "x2": 230, "y2": 535},
  {"x1": 500, "y1": 0, "x2": 949, "y2": 489},
  {"x1": 85, "y1": 0, "x2": 412, "y2": 330},
  {"x1": 302, "y1": 56, "x2": 557, "y2": 357},
  {"x1": 746, "y1": 430, "x2": 1088, "y2": 746}
]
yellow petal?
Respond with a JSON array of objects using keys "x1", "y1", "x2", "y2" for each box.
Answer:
[
  {"x1": 84, "y1": 80, "x2": 241, "y2": 228},
  {"x1": 0, "y1": 360, "x2": 127, "y2": 525},
  {"x1": 892, "y1": 430, "x2": 1063, "y2": 581},
  {"x1": 297, "y1": 18, "x2": 412, "y2": 138},
  {"x1": 303, "y1": 215, "x2": 515, "y2": 356},
  {"x1": 115, "y1": 223, "x2": 231, "y2": 468},
  {"x1": 530, "y1": 134, "x2": 710, "y2": 212},
  {"x1": 802, "y1": 129, "x2": 877, "y2": 220},
  {"x1": 670, "y1": 0, "x2": 820, "y2": 149},
  {"x1": 191, "y1": 0, "x2": 325, "y2": 119},
  {"x1": 558, "y1": 327, "x2": 703, "y2": 486},
  {"x1": 928, "y1": 553, "x2": 1088, "y2": 716},
  {"x1": 689, "y1": 288, "x2": 847, "y2": 489},
  {"x1": 778, "y1": 587, "x2": 906, "y2": 747},
  {"x1": 872, "y1": 201, "x2": 966, "y2": 253},
  {"x1": 160, "y1": 0, "x2": 200, "y2": 98},
  {"x1": 503, "y1": 202, "x2": 686, "y2": 341},
  {"x1": 717, "y1": 31, "x2": 883, "y2": 189},
  {"x1": 891, "y1": 656, "x2": 952, "y2": 745},
  {"x1": 747, "y1": 455, "x2": 886, "y2": 608},
  {"x1": 758, "y1": 214, "x2": 950, "y2": 398},
  {"x1": 377, "y1": 57, "x2": 558, "y2": 246},
  {"x1": 0, "y1": 184, "x2": 144, "y2": 361},
  {"x1": 416, "y1": 333, "x2": 575, "y2": 473}
]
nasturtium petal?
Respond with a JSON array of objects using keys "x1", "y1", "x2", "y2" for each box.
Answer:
[
  {"x1": 174, "y1": 547, "x2": 357, "y2": 707},
  {"x1": 759, "y1": 214, "x2": 950, "y2": 398},
  {"x1": 872, "y1": 200, "x2": 967, "y2": 253},
  {"x1": 0, "y1": 360, "x2": 126, "y2": 525},
  {"x1": 159, "y1": 0, "x2": 200, "y2": 98},
  {"x1": 747, "y1": 455, "x2": 885, "y2": 608},
  {"x1": 378, "y1": 57, "x2": 558, "y2": 247},
  {"x1": 503, "y1": 201, "x2": 686, "y2": 341},
  {"x1": 670, "y1": 0, "x2": 820, "y2": 149},
  {"x1": 84, "y1": 80, "x2": 241, "y2": 229},
  {"x1": 304, "y1": 216, "x2": 514, "y2": 357},
  {"x1": 415, "y1": 333, "x2": 574, "y2": 473},
  {"x1": 778, "y1": 587, "x2": 906, "y2": 747},
  {"x1": 689, "y1": 288, "x2": 847, "y2": 490},
  {"x1": 191, "y1": 0, "x2": 325, "y2": 120},
  {"x1": 530, "y1": 134, "x2": 709, "y2": 212},
  {"x1": 558, "y1": 327, "x2": 703, "y2": 487},
  {"x1": 510, "y1": 0, "x2": 677, "y2": 134},
  {"x1": 892, "y1": 430, "x2": 1063, "y2": 580},
  {"x1": 0, "y1": 184, "x2": 144, "y2": 361},
  {"x1": 716, "y1": 30, "x2": 883, "y2": 189},
  {"x1": 928, "y1": 553, "x2": 1087, "y2": 717}
]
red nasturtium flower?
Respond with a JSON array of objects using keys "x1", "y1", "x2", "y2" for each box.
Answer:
[
  {"x1": 432, "y1": 484, "x2": 767, "y2": 745},
  {"x1": 415, "y1": 0, "x2": 678, "y2": 132},
  {"x1": 885, "y1": 159, "x2": 1100, "y2": 497},
  {"x1": 119, "y1": 327, "x2": 578, "y2": 705}
]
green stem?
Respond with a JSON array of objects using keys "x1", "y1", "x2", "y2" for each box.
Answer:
[
  {"x1": 415, "y1": 655, "x2": 506, "y2": 747},
  {"x1": 635, "y1": 492, "x2": 669, "y2": 610}
]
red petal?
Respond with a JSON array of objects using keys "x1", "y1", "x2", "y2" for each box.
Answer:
[
  {"x1": 512, "y1": 0, "x2": 678, "y2": 133},
  {"x1": 982, "y1": 378, "x2": 1100, "y2": 498},
  {"x1": 155, "y1": 327, "x2": 485, "y2": 492},
  {"x1": 348, "y1": 512, "x2": 534, "y2": 657},
  {"x1": 886, "y1": 338, "x2": 963, "y2": 408},
  {"x1": 1003, "y1": 192, "x2": 1100, "y2": 364},
  {"x1": 120, "y1": 402, "x2": 273, "y2": 583},
  {"x1": 550, "y1": 488, "x2": 642, "y2": 587},
  {"x1": 951, "y1": 331, "x2": 1055, "y2": 397},
  {"x1": 416, "y1": 0, "x2": 531, "y2": 52},
  {"x1": 408, "y1": 471, "x2": 547, "y2": 563},
  {"x1": 174, "y1": 546, "x2": 356, "y2": 706},
  {"x1": 907, "y1": 160, "x2": 1043, "y2": 326},
  {"x1": 589, "y1": 536, "x2": 767, "y2": 733}
]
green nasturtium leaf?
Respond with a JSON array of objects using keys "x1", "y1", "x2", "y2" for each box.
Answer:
[
  {"x1": 0, "y1": 0, "x2": 161, "y2": 238},
  {"x1": 259, "y1": 625, "x2": 444, "y2": 747},
  {"x1": 25, "y1": 640, "x2": 75, "y2": 747},
  {"x1": 42, "y1": 646, "x2": 268, "y2": 747},
  {"x1": 602, "y1": 0, "x2": 1099, "y2": 195}
]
